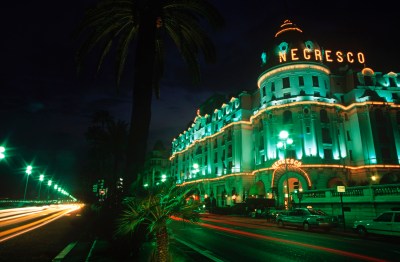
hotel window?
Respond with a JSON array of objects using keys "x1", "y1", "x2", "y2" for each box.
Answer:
[
  {"x1": 349, "y1": 150, "x2": 353, "y2": 161},
  {"x1": 283, "y1": 77, "x2": 290, "y2": 89},
  {"x1": 322, "y1": 127, "x2": 332, "y2": 144},
  {"x1": 284, "y1": 92, "x2": 291, "y2": 98},
  {"x1": 312, "y1": 76, "x2": 319, "y2": 87},
  {"x1": 299, "y1": 76, "x2": 304, "y2": 86},
  {"x1": 306, "y1": 126, "x2": 311, "y2": 134},
  {"x1": 271, "y1": 82, "x2": 275, "y2": 92},
  {"x1": 227, "y1": 129, "x2": 232, "y2": 140},
  {"x1": 283, "y1": 110, "x2": 293, "y2": 124},
  {"x1": 320, "y1": 109, "x2": 329, "y2": 123},
  {"x1": 228, "y1": 161, "x2": 233, "y2": 171}
]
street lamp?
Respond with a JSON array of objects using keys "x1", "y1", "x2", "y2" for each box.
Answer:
[
  {"x1": 24, "y1": 165, "x2": 32, "y2": 201},
  {"x1": 38, "y1": 174, "x2": 44, "y2": 200},
  {"x1": 277, "y1": 130, "x2": 293, "y2": 210},
  {"x1": 0, "y1": 146, "x2": 5, "y2": 159}
]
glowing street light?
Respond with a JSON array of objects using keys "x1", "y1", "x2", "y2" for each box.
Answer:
[
  {"x1": 277, "y1": 130, "x2": 293, "y2": 210},
  {"x1": 24, "y1": 165, "x2": 33, "y2": 201},
  {"x1": 0, "y1": 146, "x2": 5, "y2": 159}
]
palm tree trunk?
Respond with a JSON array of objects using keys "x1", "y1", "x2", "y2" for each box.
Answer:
[
  {"x1": 126, "y1": 4, "x2": 158, "y2": 188},
  {"x1": 155, "y1": 226, "x2": 169, "y2": 262}
]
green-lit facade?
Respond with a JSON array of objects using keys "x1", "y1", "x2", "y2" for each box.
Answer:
[{"x1": 170, "y1": 20, "x2": 400, "y2": 209}]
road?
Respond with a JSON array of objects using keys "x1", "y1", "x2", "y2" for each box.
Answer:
[
  {"x1": 0, "y1": 204, "x2": 83, "y2": 243},
  {"x1": 169, "y1": 214, "x2": 400, "y2": 262},
  {"x1": 0, "y1": 204, "x2": 90, "y2": 261},
  {"x1": 0, "y1": 207, "x2": 399, "y2": 261}
]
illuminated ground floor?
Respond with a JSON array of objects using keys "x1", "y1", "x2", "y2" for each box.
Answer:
[{"x1": 181, "y1": 160, "x2": 400, "y2": 209}]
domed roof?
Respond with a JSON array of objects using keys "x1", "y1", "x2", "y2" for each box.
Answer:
[{"x1": 260, "y1": 19, "x2": 323, "y2": 69}]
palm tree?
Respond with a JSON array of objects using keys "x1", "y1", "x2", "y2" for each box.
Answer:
[
  {"x1": 75, "y1": 0, "x2": 224, "y2": 186},
  {"x1": 115, "y1": 183, "x2": 201, "y2": 261}
]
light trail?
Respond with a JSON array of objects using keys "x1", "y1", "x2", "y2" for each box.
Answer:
[
  {"x1": 0, "y1": 204, "x2": 83, "y2": 243},
  {"x1": 0, "y1": 206, "x2": 48, "y2": 218},
  {"x1": 171, "y1": 216, "x2": 387, "y2": 262}
]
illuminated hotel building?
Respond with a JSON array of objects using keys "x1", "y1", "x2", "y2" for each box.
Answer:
[{"x1": 169, "y1": 20, "x2": 400, "y2": 208}]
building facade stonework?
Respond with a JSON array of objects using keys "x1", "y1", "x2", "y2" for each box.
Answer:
[{"x1": 169, "y1": 20, "x2": 400, "y2": 209}]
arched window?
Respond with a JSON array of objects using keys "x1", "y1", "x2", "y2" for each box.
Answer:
[{"x1": 283, "y1": 110, "x2": 293, "y2": 124}]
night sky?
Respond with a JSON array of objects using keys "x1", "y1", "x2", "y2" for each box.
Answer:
[{"x1": 0, "y1": 1, "x2": 398, "y2": 199}]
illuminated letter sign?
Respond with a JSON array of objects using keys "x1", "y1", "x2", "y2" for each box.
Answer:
[
  {"x1": 336, "y1": 51, "x2": 344, "y2": 62},
  {"x1": 325, "y1": 50, "x2": 333, "y2": 62},
  {"x1": 278, "y1": 48, "x2": 365, "y2": 64},
  {"x1": 272, "y1": 158, "x2": 302, "y2": 169},
  {"x1": 314, "y1": 49, "x2": 322, "y2": 61},
  {"x1": 291, "y1": 48, "x2": 299, "y2": 61},
  {"x1": 303, "y1": 49, "x2": 311, "y2": 60},
  {"x1": 279, "y1": 51, "x2": 287, "y2": 62}
]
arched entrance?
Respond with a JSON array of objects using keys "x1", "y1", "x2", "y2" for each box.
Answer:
[{"x1": 271, "y1": 159, "x2": 311, "y2": 209}]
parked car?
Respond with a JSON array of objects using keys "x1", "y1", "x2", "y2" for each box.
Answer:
[
  {"x1": 276, "y1": 208, "x2": 339, "y2": 231},
  {"x1": 263, "y1": 207, "x2": 285, "y2": 222},
  {"x1": 352, "y1": 211, "x2": 400, "y2": 237}
]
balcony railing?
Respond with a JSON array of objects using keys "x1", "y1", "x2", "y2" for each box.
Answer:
[{"x1": 296, "y1": 184, "x2": 400, "y2": 204}]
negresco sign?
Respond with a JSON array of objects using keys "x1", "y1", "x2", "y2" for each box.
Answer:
[
  {"x1": 279, "y1": 48, "x2": 365, "y2": 64},
  {"x1": 272, "y1": 158, "x2": 302, "y2": 169}
]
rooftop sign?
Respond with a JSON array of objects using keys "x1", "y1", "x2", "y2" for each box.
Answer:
[{"x1": 279, "y1": 48, "x2": 365, "y2": 64}]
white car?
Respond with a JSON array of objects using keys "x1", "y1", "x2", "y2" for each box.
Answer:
[{"x1": 353, "y1": 211, "x2": 400, "y2": 237}]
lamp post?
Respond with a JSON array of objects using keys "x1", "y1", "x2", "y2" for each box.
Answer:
[
  {"x1": 277, "y1": 130, "x2": 293, "y2": 210},
  {"x1": 47, "y1": 180, "x2": 52, "y2": 201},
  {"x1": 38, "y1": 174, "x2": 44, "y2": 200},
  {"x1": 24, "y1": 165, "x2": 32, "y2": 201}
]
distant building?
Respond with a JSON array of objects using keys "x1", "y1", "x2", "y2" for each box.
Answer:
[
  {"x1": 170, "y1": 19, "x2": 400, "y2": 209},
  {"x1": 142, "y1": 140, "x2": 170, "y2": 187}
]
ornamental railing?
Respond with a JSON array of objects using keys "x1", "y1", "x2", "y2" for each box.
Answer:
[{"x1": 295, "y1": 184, "x2": 400, "y2": 204}]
